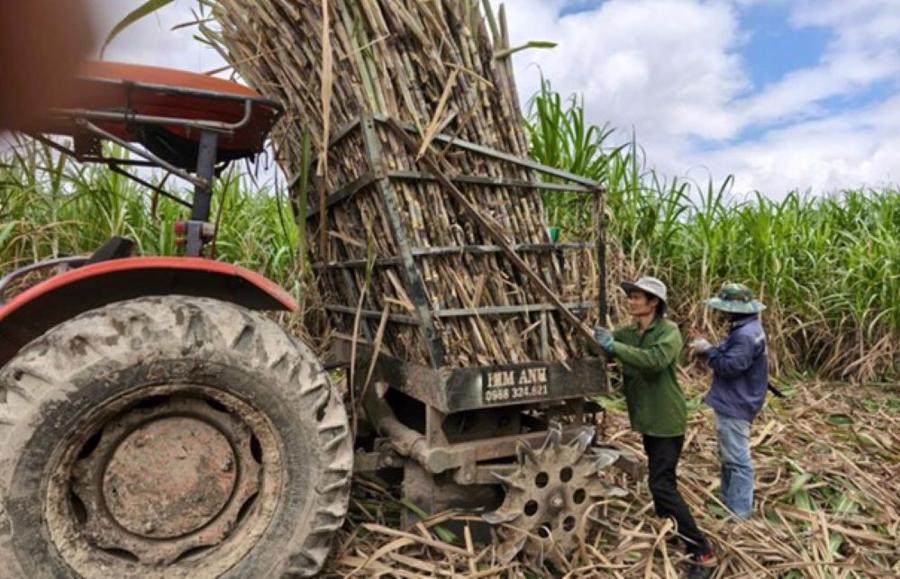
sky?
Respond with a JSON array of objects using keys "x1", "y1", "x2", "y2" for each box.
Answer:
[{"x1": 87, "y1": 0, "x2": 900, "y2": 199}]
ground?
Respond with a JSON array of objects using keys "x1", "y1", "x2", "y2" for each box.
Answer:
[{"x1": 323, "y1": 381, "x2": 899, "y2": 578}]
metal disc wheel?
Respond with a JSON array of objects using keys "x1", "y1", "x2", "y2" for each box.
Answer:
[
  {"x1": 0, "y1": 296, "x2": 352, "y2": 578},
  {"x1": 47, "y1": 388, "x2": 280, "y2": 568},
  {"x1": 484, "y1": 424, "x2": 626, "y2": 569}
]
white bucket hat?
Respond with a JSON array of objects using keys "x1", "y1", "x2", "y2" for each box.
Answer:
[{"x1": 620, "y1": 276, "x2": 667, "y2": 305}]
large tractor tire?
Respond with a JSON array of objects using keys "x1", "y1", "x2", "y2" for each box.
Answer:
[{"x1": 0, "y1": 296, "x2": 352, "y2": 578}]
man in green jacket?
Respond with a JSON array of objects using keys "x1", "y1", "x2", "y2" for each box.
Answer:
[{"x1": 595, "y1": 276, "x2": 716, "y2": 579}]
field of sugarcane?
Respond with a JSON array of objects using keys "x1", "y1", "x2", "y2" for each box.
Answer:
[
  {"x1": 2, "y1": 89, "x2": 897, "y2": 579},
  {"x1": 2, "y1": 97, "x2": 896, "y2": 381},
  {"x1": 2, "y1": 0, "x2": 899, "y2": 577}
]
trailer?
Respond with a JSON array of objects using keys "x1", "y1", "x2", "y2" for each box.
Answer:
[{"x1": 0, "y1": 62, "x2": 634, "y2": 579}]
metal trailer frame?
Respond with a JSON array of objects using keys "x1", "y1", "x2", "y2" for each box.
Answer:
[{"x1": 309, "y1": 114, "x2": 623, "y2": 494}]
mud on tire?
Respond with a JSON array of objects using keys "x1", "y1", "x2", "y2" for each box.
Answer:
[{"x1": 0, "y1": 296, "x2": 352, "y2": 578}]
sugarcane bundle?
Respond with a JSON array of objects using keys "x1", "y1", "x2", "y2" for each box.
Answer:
[{"x1": 209, "y1": 0, "x2": 601, "y2": 367}]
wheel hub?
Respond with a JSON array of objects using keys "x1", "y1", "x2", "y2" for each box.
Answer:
[
  {"x1": 66, "y1": 394, "x2": 265, "y2": 566},
  {"x1": 483, "y1": 424, "x2": 627, "y2": 568},
  {"x1": 103, "y1": 417, "x2": 238, "y2": 538}
]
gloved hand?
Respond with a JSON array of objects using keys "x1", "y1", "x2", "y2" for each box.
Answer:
[
  {"x1": 594, "y1": 326, "x2": 615, "y2": 353},
  {"x1": 689, "y1": 338, "x2": 714, "y2": 355}
]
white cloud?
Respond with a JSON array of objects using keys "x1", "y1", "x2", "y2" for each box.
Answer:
[
  {"x1": 81, "y1": 0, "x2": 900, "y2": 197},
  {"x1": 506, "y1": 0, "x2": 747, "y2": 141},
  {"x1": 87, "y1": 0, "x2": 222, "y2": 73},
  {"x1": 735, "y1": 0, "x2": 900, "y2": 128},
  {"x1": 695, "y1": 94, "x2": 900, "y2": 196},
  {"x1": 504, "y1": 0, "x2": 900, "y2": 197}
]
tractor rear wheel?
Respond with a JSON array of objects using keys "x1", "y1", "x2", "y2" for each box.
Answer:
[{"x1": 0, "y1": 296, "x2": 352, "y2": 578}]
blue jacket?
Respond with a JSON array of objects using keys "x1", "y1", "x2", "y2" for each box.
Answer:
[{"x1": 704, "y1": 314, "x2": 769, "y2": 422}]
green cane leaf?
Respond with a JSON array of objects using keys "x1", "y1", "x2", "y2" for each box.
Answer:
[{"x1": 101, "y1": 0, "x2": 176, "y2": 57}]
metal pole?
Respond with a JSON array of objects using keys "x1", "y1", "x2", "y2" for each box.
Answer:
[
  {"x1": 596, "y1": 187, "x2": 609, "y2": 326},
  {"x1": 187, "y1": 130, "x2": 218, "y2": 257},
  {"x1": 192, "y1": 130, "x2": 218, "y2": 221}
]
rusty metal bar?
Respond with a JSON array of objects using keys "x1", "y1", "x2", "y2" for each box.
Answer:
[
  {"x1": 325, "y1": 304, "x2": 420, "y2": 325},
  {"x1": 107, "y1": 165, "x2": 192, "y2": 210},
  {"x1": 325, "y1": 117, "x2": 363, "y2": 149},
  {"x1": 360, "y1": 115, "x2": 446, "y2": 367},
  {"x1": 435, "y1": 301, "x2": 594, "y2": 318},
  {"x1": 306, "y1": 171, "x2": 595, "y2": 218},
  {"x1": 74, "y1": 118, "x2": 207, "y2": 189},
  {"x1": 387, "y1": 170, "x2": 595, "y2": 193},
  {"x1": 27, "y1": 134, "x2": 193, "y2": 210},
  {"x1": 304, "y1": 171, "x2": 376, "y2": 219},
  {"x1": 78, "y1": 157, "x2": 160, "y2": 167},
  {"x1": 55, "y1": 98, "x2": 254, "y2": 135},
  {"x1": 540, "y1": 311, "x2": 549, "y2": 361},
  {"x1": 303, "y1": 114, "x2": 601, "y2": 219},
  {"x1": 300, "y1": 117, "x2": 364, "y2": 187},
  {"x1": 313, "y1": 242, "x2": 593, "y2": 270},
  {"x1": 326, "y1": 301, "x2": 592, "y2": 321},
  {"x1": 338, "y1": 268, "x2": 375, "y2": 343},
  {"x1": 597, "y1": 191, "x2": 609, "y2": 325},
  {"x1": 24, "y1": 132, "x2": 81, "y2": 159},
  {"x1": 374, "y1": 114, "x2": 602, "y2": 189}
]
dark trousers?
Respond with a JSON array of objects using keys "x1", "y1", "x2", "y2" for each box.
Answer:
[{"x1": 643, "y1": 434, "x2": 710, "y2": 556}]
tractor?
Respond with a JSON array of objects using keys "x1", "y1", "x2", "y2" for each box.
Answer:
[{"x1": 0, "y1": 62, "x2": 633, "y2": 578}]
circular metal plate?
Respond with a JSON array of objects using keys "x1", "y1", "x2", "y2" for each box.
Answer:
[
  {"x1": 45, "y1": 386, "x2": 280, "y2": 576},
  {"x1": 103, "y1": 417, "x2": 237, "y2": 538}
]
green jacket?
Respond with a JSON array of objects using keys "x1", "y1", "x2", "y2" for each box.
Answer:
[{"x1": 611, "y1": 317, "x2": 687, "y2": 437}]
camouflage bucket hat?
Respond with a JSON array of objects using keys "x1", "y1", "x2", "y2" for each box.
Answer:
[{"x1": 705, "y1": 283, "x2": 766, "y2": 314}]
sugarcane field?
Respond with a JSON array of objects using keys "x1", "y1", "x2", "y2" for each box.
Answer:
[{"x1": 0, "y1": 1, "x2": 898, "y2": 578}]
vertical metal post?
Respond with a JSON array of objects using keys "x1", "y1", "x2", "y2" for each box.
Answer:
[
  {"x1": 193, "y1": 130, "x2": 218, "y2": 221},
  {"x1": 186, "y1": 130, "x2": 218, "y2": 257},
  {"x1": 595, "y1": 186, "x2": 608, "y2": 326},
  {"x1": 359, "y1": 115, "x2": 446, "y2": 368}
]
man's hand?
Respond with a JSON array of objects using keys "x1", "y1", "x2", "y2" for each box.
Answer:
[
  {"x1": 594, "y1": 327, "x2": 615, "y2": 353},
  {"x1": 689, "y1": 338, "x2": 714, "y2": 355}
]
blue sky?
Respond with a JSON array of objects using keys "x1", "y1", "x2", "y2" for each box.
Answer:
[
  {"x1": 90, "y1": 0, "x2": 900, "y2": 197},
  {"x1": 739, "y1": 2, "x2": 831, "y2": 90},
  {"x1": 501, "y1": 0, "x2": 900, "y2": 196},
  {"x1": 696, "y1": 3, "x2": 832, "y2": 148}
]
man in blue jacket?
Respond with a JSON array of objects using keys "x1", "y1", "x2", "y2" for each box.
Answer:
[{"x1": 689, "y1": 284, "x2": 768, "y2": 521}]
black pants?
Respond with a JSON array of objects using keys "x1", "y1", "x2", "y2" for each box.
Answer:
[{"x1": 643, "y1": 434, "x2": 710, "y2": 556}]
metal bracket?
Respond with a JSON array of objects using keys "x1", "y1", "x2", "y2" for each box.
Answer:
[
  {"x1": 54, "y1": 98, "x2": 255, "y2": 136},
  {"x1": 73, "y1": 118, "x2": 208, "y2": 189},
  {"x1": 184, "y1": 221, "x2": 212, "y2": 257}
]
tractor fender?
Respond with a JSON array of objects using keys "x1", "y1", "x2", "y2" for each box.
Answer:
[{"x1": 0, "y1": 256, "x2": 298, "y2": 369}]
